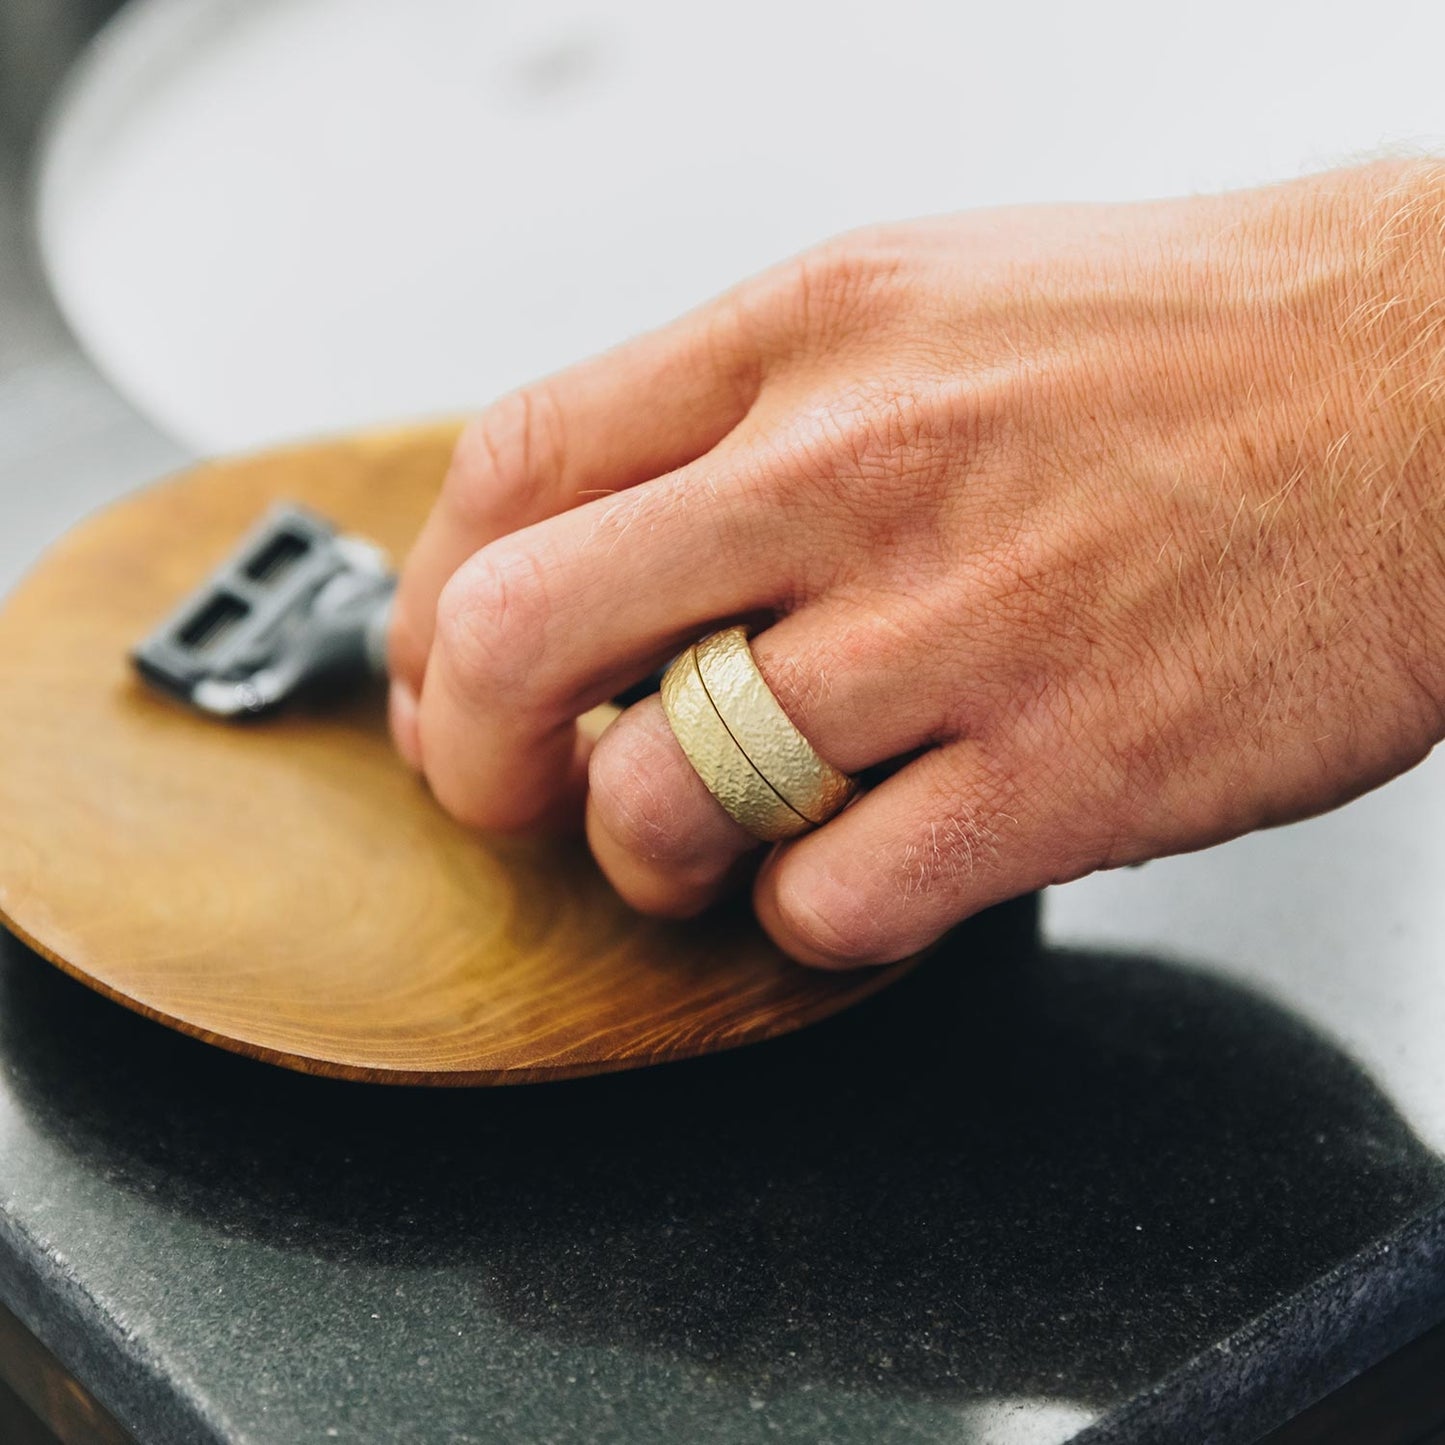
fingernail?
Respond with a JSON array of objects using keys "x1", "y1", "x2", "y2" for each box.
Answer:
[{"x1": 388, "y1": 680, "x2": 422, "y2": 771}]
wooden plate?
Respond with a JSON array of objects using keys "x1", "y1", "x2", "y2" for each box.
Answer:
[{"x1": 0, "y1": 424, "x2": 910, "y2": 1084}]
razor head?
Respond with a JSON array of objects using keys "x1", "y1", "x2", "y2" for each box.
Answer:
[{"x1": 132, "y1": 503, "x2": 396, "y2": 718}]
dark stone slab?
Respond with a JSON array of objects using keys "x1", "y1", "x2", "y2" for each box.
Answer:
[{"x1": 0, "y1": 839, "x2": 1441, "y2": 1443}]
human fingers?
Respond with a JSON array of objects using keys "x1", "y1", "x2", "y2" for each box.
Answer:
[
  {"x1": 388, "y1": 305, "x2": 761, "y2": 762},
  {"x1": 413, "y1": 450, "x2": 805, "y2": 834},
  {"x1": 585, "y1": 604, "x2": 947, "y2": 915},
  {"x1": 752, "y1": 742, "x2": 1064, "y2": 967}
]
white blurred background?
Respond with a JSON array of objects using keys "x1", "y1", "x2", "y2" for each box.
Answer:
[{"x1": 36, "y1": 0, "x2": 1445, "y2": 454}]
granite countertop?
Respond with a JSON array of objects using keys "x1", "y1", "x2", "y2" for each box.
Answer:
[
  {"x1": 3, "y1": 52, "x2": 1445, "y2": 1445},
  {"x1": 1, "y1": 831, "x2": 1443, "y2": 1445}
]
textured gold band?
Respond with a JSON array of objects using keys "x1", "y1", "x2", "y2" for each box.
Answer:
[
  {"x1": 693, "y1": 628, "x2": 857, "y2": 825},
  {"x1": 660, "y1": 647, "x2": 812, "y2": 840},
  {"x1": 660, "y1": 627, "x2": 858, "y2": 842}
]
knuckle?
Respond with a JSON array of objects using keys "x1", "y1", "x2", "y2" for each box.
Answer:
[
  {"x1": 589, "y1": 709, "x2": 715, "y2": 872},
  {"x1": 692, "y1": 291, "x2": 767, "y2": 413},
  {"x1": 741, "y1": 233, "x2": 904, "y2": 352},
  {"x1": 770, "y1": 867, "x2": 893, "y2": 968},
  {"x1": 801, "y1": 232, "x2": 905, "y2": 311},
  {"x1": 444, "y1": 383, "x2": 567, "y2": 525},
  {"x1": 825, "y1": 383, "x2": 935, "y2": 472},
  {"x1": 778, "y1": 377, "x2": 1006, "y2": 554},
  {"x1": 433, "y1": 546, "x2": 551, "y2": 705},
  {"x1": 757, "y1": 386, "x2": 949, "y2": 560}
]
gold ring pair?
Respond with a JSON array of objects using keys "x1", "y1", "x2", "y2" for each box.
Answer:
[{"x1": 660, "y1": 627, "x2": 857, "y2": 840}]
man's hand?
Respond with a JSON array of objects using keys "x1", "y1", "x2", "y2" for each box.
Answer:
[{"x1": 388, "y1": 161, "x2": 1445, "y2": 966}]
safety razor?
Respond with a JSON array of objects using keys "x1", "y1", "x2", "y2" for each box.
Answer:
[{"x1": 131, "y1": 503, "x2": 395, "y2": 718}]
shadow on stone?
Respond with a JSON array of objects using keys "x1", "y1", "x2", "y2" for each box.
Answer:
[{"x1": 0, "y1": 892, "x2": 1437, "y2": 1407}]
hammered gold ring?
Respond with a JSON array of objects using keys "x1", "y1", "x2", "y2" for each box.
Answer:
[{"x1": 659, "y1": 627, "x2": 858, "y2": 842}]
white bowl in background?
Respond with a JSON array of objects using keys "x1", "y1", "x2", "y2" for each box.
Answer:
[{"x1": 35, "y1": 0, "x2": 1445, "y2": 454}]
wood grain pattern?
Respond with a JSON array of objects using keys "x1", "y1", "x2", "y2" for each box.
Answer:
[{"x1": 0, "y1": 424, "x2": 911, "y2": 1084}]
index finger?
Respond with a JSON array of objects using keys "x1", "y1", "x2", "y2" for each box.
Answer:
[{"x1": 387, "y1": 305, "x2": 762, "y2": 721}]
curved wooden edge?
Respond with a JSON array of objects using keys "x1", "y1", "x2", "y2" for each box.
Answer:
[
  {"x1": 0, "y1": 905, "x2": 919, "y2": 1087},
  {"x1": 0, "y1": 417, "x2": 922, "y2": 1086}
]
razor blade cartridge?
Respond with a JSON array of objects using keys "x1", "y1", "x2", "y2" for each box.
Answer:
[{"x1": 131, "y1": 503, "x2": 395, "y2": 718}]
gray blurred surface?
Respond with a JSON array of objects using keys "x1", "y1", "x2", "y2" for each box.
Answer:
[
  {"x1": 0, "y1": 132, "x2": 185, "y2": 592},
  {"x1": 0, "y1": 0, "x2": 121, "y2": 150}
]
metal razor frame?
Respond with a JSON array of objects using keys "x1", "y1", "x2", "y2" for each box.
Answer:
[{"x1": 131, "y1": 503, "x2": 396, "y2": 718}]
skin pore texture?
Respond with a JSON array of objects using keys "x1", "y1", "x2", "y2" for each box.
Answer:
[{"x1": 388, "y1": 160, "x2": 1445, "y2": 968}]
